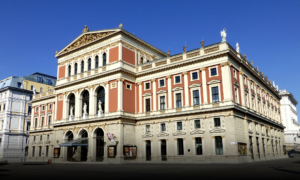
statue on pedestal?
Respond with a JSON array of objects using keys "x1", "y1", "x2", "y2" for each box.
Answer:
[
  {"x1": 220, "y1": 28, "x2": 227, "y2": 42},
  {"x1": 98, "y1": 100, "x2": 103, "y2": 117},
  {"x1": 236, "y1": 42, "x2": 240, "y2": 53},
  {"x1": 70, "y1": 106, "x2": 74, "y2": 116},
  {"x1": 83, "y1": 103, "x2": 87, "y2": 114}
]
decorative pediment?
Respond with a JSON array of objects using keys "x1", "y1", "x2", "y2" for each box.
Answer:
[
  {"x1": 209, "y1": 127, "x2": 225, "y2": 133},
  {"x1": 251, "y1": 92, "x2": 256, "y2": 97},
  {"x1": 142, "y1": 93, "x2": 152, "y2": 97},
  {"x1": 142, "y1": 133, "x2": 153, "y2": 138},
  {"x1": 34, "y1": 114, "x2": 39, "y2": 117},
  {"x1": 245, "y1": 87, "x2": 249, "y2": 93},
  {"x1": 58, "y1": 31, "x2": 115, "y2": 55},
  {"x1": 234, "y1": 81, "x2": 239, "y2": 87},
  {"x1": 47, "y1": 111, "x2": 52, "y2": 115},
  {"x1": 157, "y1": 90, "x2": 167, "y2": 94},
  {"x1": 40, "y1": 113, "x2": 45, "y2": 116},
  {"x1": 190, "y1": 129, "x2": 205, "y2": 135},
  {"x1": 189, "y1": 83, "x2": 201, "y2": 88},
  {"x1": 172, "y1": 87, "x2": 184, "y2": 91},
  {"x1": 207, "y1": 79, "x2": 221, "y2": 85},
  {"x1": 173, "y1": 131, "x2": 186, "y2": 136},
  {"x1": 157, "y1": 132, "x2": 169, "y2": 137}
]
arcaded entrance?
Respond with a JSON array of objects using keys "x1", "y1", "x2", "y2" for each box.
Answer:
[
  {"x1": 66, "y1": 131, "x2": 74, "y2": 161},
  {"x1": 80, "y1": 130, "x2": 88, "y2": 161}
]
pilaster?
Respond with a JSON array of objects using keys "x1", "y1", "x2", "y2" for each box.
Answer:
[{"x1": 200, "y1": 68, "x2": 207, "y2": 104}]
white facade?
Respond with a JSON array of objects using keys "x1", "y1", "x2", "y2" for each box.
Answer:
[
  {"x1": 0, "y1": 88, "x2": 32, "y2": 162},
  {"x1": 279, "y1": 89, "x2": 300, "y2": 151}
]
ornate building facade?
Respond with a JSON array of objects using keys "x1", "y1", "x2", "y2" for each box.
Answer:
[
  {"x1": 0, "y1": 73, "x2": 56, "y2": 162},
  {"x1": 279, "y1": 89, "x2": 300, "y2": 151},
  {"x1": 27, "y1": 25, "x2": 287, "y2": 164}
]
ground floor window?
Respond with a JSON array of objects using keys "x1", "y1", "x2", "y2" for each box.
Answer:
[
  {"x1": 195, "y1": 137, "x2": 202, "y2": 155},
  {"x1": 215, "y1": 136, "x2": 223, "y2": 155},
  {"x1": 177, "y1": 138, "x2": 184, "y2": 155},
  {"x1": 39, "y1": 146, "x2": 42, "y2": 157},
  {"x1": 46, "y1": 146, "x2": 49, "y2": 157}
]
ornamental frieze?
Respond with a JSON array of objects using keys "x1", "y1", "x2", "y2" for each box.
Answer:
[{"x1": 62, "y1": 32, "x2": 113, "y2": 54}]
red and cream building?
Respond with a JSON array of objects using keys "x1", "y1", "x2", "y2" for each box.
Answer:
[{"x1": 27, "y1": 25, "x2": 286, "y2": 163}]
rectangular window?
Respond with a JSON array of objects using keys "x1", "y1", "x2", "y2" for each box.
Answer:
[
  {"x1": 146, "y1": 99, "x2": 150, "y2": 112},
  {"x1": 193, "y1": 90, "x2": 200, "y2": 105},
  {"x1": 177, "y1": 138, "x2": 184, "y2": 155},
  {"x1": 211, "y1": 68, "x2": 217, "y2": 76},
  {"x1": 47, "y1": 135, "x2": 49, "y2": 140},
  {"x1": 42, "y1": 106, "x2": 45, "y2": 111},
  {"x1": 175, "y1": 76, "x2": 181, "y2": 84},
  {"x1": 159, "y1": 79, "x2": 165, "y2": 87},
  {"x1": 215, "y1": 136, "x2": 223, "y2": 155},
  {"x1": 31, "y1": 85, "x2": 34, "y2": 90},
  {"x1": 235, "y1": 88, "x2": 238, "y2": 103},
  {"x1": 160, "y1": 96, "x2": 165, "y2": 110},
  {"x1": 46, "y1": 146, "x2": 49, "y2": 157},
  {"x1": 176, "y1": 93, "x2": 182, "y2": 108},
  {"x1": 145, "y1": 82, "x2": 150, "y2": 90},
  {"x1": 32, "y1": 147, "x2": 35, "y2": 157},
  {"x1": 17, "y1": 82, "x2": 22, "y2": 88},
  {"x1": 49, "y1": 104, "x2": 52, "y2": 110},
  {"x1": 36, "y1": 107, "x2": 38, "y2": 112},
  {"x1": 212, "y1": 86, "x2": 219, "y2": 103},
  {"x1": 195, "y1": 137, "x2": 203, "y2": 155},
  {"x1": 126, "y1": 84, "x2": 131, "y2": 90},
  {"x1": 48, "y1": 116, "x2": 51, "y2": 125},
  {"x1": 177, "y1": 122, "x2": 182, "y2": 130},
  {"x1": 29, "y1": 95, "x2": 32, "y2": 100},
  {"x1": 214, "y1": 118, "x2": 221, "y2": 127},
  {"x1": 161, "y1": 123, "x2": 166, "y2": 131},
  {"x1": 0, "y1": 138, "x2": 2, "y2": 147},
  {"x1": 146, "y1": 125, "x2": 150, "y2": 133},
  {"x1": 192, "y1": 72, "x2": 198, "y2": 80},
  {"x1": 33, "y1": 136, "x2": 36, "y2": 141},
  {"x1": 194, "y1": 120, "x2": 200, "y2": 129},
  {"x1": 39, "y1": 146, "x2": 42, "y2": 157},
  {"x1": 41, "y1": 117, "x2": 44, "y2": 126},
  {"x1": 40, "y1": 135, "x2": 42, "y2": 141},
  {"x1": 28, "y1": 106, "x2": 31, "y2": 115}
]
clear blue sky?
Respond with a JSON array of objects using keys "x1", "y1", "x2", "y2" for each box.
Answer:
[{"x1": 1, "y1": 0, "x2": 300, "y2": 104}]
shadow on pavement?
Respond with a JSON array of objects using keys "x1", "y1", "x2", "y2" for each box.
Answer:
[{"x1": 270, "y1": 168, "x2": 300, "y2": 175}]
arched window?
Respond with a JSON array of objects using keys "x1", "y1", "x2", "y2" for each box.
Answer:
[
  {"x1": 69, "y1": 94, "x2": 75, "y2": 116},
  {"x1": 68, "y1": 65, "x2": 71, "y2": 77},
  {"x1": 82, "y1": 91, "x2": 89, "y2": 114},
  {"x1": 74, "y1": 63, "x2": 78, "y2": 75},
  {"x1": 66, "y1": 131, "x2": 73, "y2": 141},
  {"x1": 95, "y1": 56, "x2": 99, "y2": 68},
  {"x1": 95, "y1": 128, "x2": 104, "y2": 161},
  {"x1": 88, "y1": 58, "x2": 91, "y2": 71},
  {"x1": 81, "y1": 130, "x2": 88, "y2": 138},
  {"x1": 81, "y1": 61, "x2": 84, "y2": 73},
  {"x1": 97, "y1": 87, "x2": 105, "y2": 113},
  {"x1": 103, "y1": 53, "x2": 107, "y2": 66}
]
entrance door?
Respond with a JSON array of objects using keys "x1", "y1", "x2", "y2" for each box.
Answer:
[
  {"x1": 249, "y1": 136, "x2": 254, "y2": 160},
  {"x1": 146, "y1": 140, "x2": 151, "y2": 161},
  {"x1": 81, "y1": 147, "x2": 88, "y2": 161},
  {"x1": 96, "y1": 129, "x2": 104, "y2": 161},
  {"x1": 161, "y1": 140, "x2": 167, "y2": 161},
  {"x1": 67, "y1": 147, "x2": 73, "y2": 161}
]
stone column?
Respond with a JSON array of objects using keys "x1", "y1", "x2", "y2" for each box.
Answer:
[
  {"x1": 221, "y1": 62, "x2": 233, "y2": 102},
  {"x1": 89, "y1": 88, "x2": 95, "y2": 118},
  {"x1": 117, "y1": 78, "x2": 124, "y2": 112},
  {"x1": 167, "y1": 75, "x2": 172, "y2": 109},
  {"x1": 152, "y1": 79, "x2": 157, "y2": 111},
  {"x1": 75, "y1": 92, "x2": 81, "y2": 118},
  {"x1": 84, "y1": 58, "x2": 88, "y2": 72},
  {"x1": 183, "y1": 72, "x2": 189, "y2": 107},
  {"x1": 138, "y1": 82, "x2": 142, "y2": 113},
  {"x1": 200, "y1": 68, "x2": 208, "y2": 104}
]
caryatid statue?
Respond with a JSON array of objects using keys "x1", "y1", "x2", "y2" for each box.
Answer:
[
  {"x1": 236, "y1": 42, "x2": 240, "y2": 53},
  {"x1": 83, "y1": 103, "x2": 87, "y2": 114},
  {"x1": 98, "y1": 100, "x2": 103, "y2": 112},
  {"x1": 220, "y1": 28, "x2": 227, "y2": 42}
]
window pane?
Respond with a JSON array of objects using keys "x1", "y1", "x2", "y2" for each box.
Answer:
[
  {"x1": 176, "y1": 93, "x2": 182, "y2": 108},
  {"x1": 211, "y1": 68, "x2": 217, "y2": 76},
  {"x1": 212, "y1": 87, "x2": 219, "y2": 103},
  {"x1": 146, "y1": 125, "x2": 150, "y2": 132},
  {"x1": 215, "y1": 136, "x2": 223, "y2": 155},
  {"x1": 177, "y1": 122, "x2": 182, "y2": 130},
  {"x1": 193, "y1": 90, "x2": 199, "y2": 105},
  {"x1": 160, "y1": 96, "x2": 165, "y2": 110},
  {"x1": 195, "y1": 120, "x2": 200, "y2": 128},
  {"x1": 160, "y1": 79, "x2": 164, "y2": 87},
  {"x1": 175, "y1": 76, "x2": 180, "y2": 83},
  {"x1": 195, "y1": 137, "x2": 202, "y2": 155},
  {"x1": 161, "y1": 123, "x2": 166, "y2": 131},
  {"x1": 214, "y1": 118, "x2": 220, "y2": 127},
  {"x1": 192, "y1": 72, "x2": 198, "y2": 80},
  {"x1": 177, "y1": 139, "x2": 184, "y2": 155}
]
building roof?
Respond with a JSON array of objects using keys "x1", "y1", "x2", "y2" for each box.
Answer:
[
  {"x1": 28, "y1": 72, "x2": 57, "y2": 79},
  {"x1": 279, "y1": 89, "x2": 298, "y2": 105}
]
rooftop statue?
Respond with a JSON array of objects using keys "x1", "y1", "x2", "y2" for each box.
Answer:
[
  {"x1": 220, "y1": 28, "x2": 226, "y2": 42},
  {"x1": 119, "y1": 23, "x2": 123, "y2": 28},
  {"x1": 183, "y1": 46, "x2": 186, "y2": 52},
  {"x1": 236, "y1": 42, "x2": 240, "y2": 53},
  {"x1": 201, "y1": 40, "x2": 204, "y2": 47},
  {"x1": 82, "y1": 25, "x2": 89, "y2": 33},
  {"x1": 167, "y1": 50, "x2": 170, "y2": 57}
]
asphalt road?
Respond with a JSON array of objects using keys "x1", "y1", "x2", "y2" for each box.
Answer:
[{"x1": 1, "y1": 153, "x2": 300, "y2": 179}]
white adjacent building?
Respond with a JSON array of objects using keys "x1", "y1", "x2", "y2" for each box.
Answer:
[{"x1": 279, "y1": 89, "x2": 300, "y2": 151}]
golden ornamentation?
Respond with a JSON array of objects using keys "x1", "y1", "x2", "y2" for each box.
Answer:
[
  {"x1": 137, "y1": 82, "x2": 142, "y2": 85},
  {"x1": 142, "y1": 64, "x2": 152, "y2": 70},
  {"x1": 182, "y1": 72, "x2": 188, "y2": 75},
  {"x1": 155, "y1": 60, "x2": 167, "y2": 67},
  {"x1": 221, "y1": 62, "x2": 231, "y2": 67},
  {"x1": 187, "y1": 51, "x2": 200, "y2": 58},
  {"x1": 200, "y1": 67, "x2": 206, "y2": 71},
  {"x1": 88, "y1": 71, "x2": 91, "y2": 76},
  {"x1": 82, "y1": 25, "x2": 89, "y2": 33},
  {"x1": 204, "y1": 46, "x2": 219, "y2": 54},
  {"x1": 151, "y1": 79, "x2": 156, "y2": 82},
  {"x1": 102, "y1": 67, "x2": 106, "y2": 71},
  {"x1": 136, "y1": 68, "x2": 139, "y2": 72},
  {"x1": 62, "y1": 32, "x2": 113, "y2": 54},
  {"x1": 170, "y1": 56, "x2": 183, "y2": 63},
  {"x1": 166, "y1": 75, "x2": 171, "y2": 79}
]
